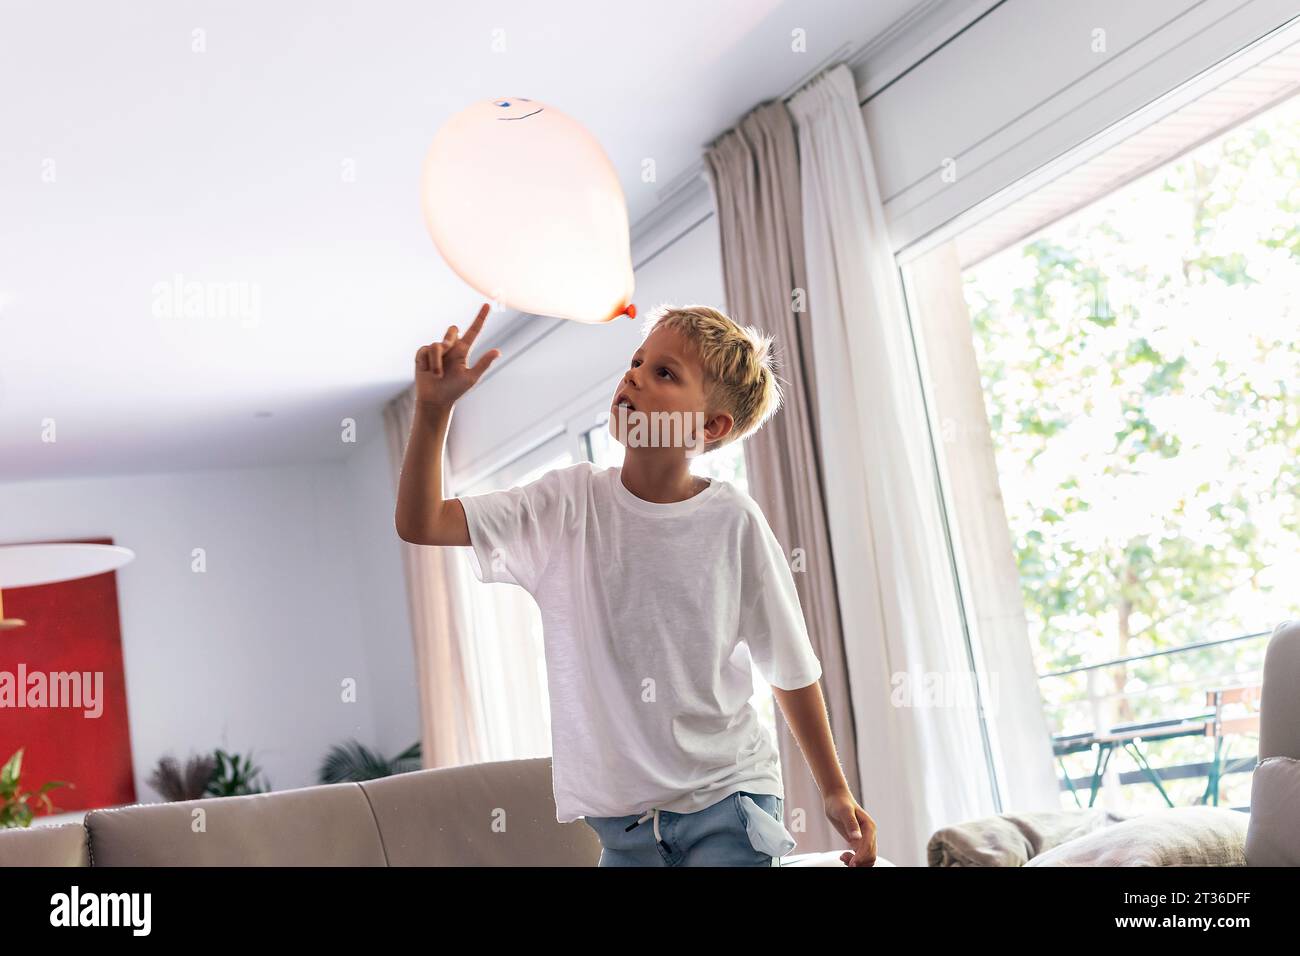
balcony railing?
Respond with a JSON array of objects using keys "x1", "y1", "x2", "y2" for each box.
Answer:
[{"x1": 1037, "y1": 630, "x2": 1271, "y2": 811}]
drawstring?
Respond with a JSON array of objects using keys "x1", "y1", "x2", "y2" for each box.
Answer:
[{"x1": 625, "y1": 807, "x2": 672, "y2": 854}]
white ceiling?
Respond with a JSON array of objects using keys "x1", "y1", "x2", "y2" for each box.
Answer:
[{"x1": 0, "y1": 0, "x2": 927, "y2": 482}]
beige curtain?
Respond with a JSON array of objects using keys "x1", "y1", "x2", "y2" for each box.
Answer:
[
  {"x1": 382, "y1": 386, "x2": 480, "y2": 769},
  {"x1": 705, "y1": 99, "x2": 862, "y2": 855}
]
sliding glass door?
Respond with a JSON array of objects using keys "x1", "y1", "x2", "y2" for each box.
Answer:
[{"x1": 899, "y1": 48, "x2": 1300, "y2": 812}]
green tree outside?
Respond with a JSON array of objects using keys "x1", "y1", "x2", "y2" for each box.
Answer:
[{"x1": 963, "y1": 93, "x2": 1300, "y2": 809}]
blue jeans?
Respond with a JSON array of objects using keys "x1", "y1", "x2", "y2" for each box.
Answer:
[{"x1": 583, "y1": 791, "x2": 784, "y2": 867}]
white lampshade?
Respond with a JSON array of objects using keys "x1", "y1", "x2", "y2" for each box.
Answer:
[
  {"x1": 0, "y1": 543, "x2": 135, "y2": 588},
  {"x1": 0, "y1": 543, "x2": 135, "y2": 630},
  {"x1": 420, "y1": 96, "x2": 636, "y2": 325}
]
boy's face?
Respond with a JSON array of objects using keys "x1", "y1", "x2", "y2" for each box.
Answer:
[{"x1": 609, "y1": 325, "x2": 732, "y2": 453}]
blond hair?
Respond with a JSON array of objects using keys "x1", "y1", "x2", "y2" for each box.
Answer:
[{"x1": 642, "y1": 304, "x2": 783, "y2": 454}]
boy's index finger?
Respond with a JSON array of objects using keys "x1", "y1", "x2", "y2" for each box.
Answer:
[{"x1": 460, "y1": 302, "x2": 490, "y2": 349}]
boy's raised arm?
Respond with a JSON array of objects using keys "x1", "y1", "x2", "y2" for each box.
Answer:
[{"x1": 394, "y1": 303, "x2": 501, "y2": 546}]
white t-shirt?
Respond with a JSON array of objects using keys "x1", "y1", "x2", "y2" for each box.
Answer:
[{"x1": 458, "y1": 461, "x2": 823, "y2": 823}]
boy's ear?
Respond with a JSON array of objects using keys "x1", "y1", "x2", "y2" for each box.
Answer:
[{"x1": 704, "y1": 411, "x2": 734, "y2": 443}]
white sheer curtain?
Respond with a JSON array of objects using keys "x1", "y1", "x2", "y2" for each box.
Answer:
[
  {"x1": 383, "y1": 386, "x2": 479, "y2": 768},
  {"x1": 788, "y1": 64, "x2": 1055, "y2": 864},
  {"x1": 383, "y1": 386, "x2": 553, "y2": 768},
  {"x1": 453, "y1": 451, "x2": 568, "y2": 762},
  {"x1": 457, "y1": 563, "x2": 552, "y2": 761}
]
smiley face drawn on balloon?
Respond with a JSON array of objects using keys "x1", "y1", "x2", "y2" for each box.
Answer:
[{"x1": 492, "y1": 97, "x2": 544, "y2": 121}]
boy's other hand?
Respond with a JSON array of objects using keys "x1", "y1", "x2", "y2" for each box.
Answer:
[
  {"x1": 824, "y1": 789, "x2": 877, "y2": 867},
  {"x1": 415, "y1": 302, "x2": 502, "y2": 408}
]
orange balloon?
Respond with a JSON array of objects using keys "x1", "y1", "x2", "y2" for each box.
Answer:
[{"x1": 421, "y1": 97, "x2": 636, "y2": 324}]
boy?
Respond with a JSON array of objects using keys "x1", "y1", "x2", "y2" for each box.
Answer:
[{"x1": 395, "y1": 301, "x2": 877, "y2": 867}]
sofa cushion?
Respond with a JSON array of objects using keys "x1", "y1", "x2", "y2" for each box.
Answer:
[
  {"x1": 1025, "y1": 807, "x2": 1248, "y2": 866},
  {"x1": 1244, "y1": 756, "x2": 1300, "y2": 866},
  {"x1": 84, "y1": 782, "x2": 387, "y2": 866},
  {"x1": 0, "y1": 822, "x2": 90, "y2": 866},
  {"x1": 927, "y1": 808, "x2": 1130, "y2": 866},
  {"x1": 360, "y1": 757, "x2": 600, "y2": 866}
]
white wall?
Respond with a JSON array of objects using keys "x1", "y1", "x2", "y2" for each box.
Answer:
[
  {"x1": 0, "y1": 433, "x2": 415, "y2": 811},
  {"x1": 342, "y1": 431, "x2": 419, "y2": 752}
]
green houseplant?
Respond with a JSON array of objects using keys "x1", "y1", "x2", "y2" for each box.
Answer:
[
  {"x1": 1, "y1": 748, "x2": 72, "y2": 828},
  {"x1": 204, "y1": 749, "x2": 271, "y2": 796},
  {"x1": 317, "y1": 740, "x2": 421, "y2": 784}
]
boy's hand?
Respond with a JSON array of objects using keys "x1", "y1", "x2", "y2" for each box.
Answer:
[
  {"x1": 824, "y1": 789, "x2": 877, "y2": 867},
  {"x1": 415, "y1": 302, "x2": 502, "y2": 408}
]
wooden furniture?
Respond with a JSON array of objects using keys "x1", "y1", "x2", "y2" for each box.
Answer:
[{"x1": 1202, "y1": 684, "x2": 1262, "y2": 806}]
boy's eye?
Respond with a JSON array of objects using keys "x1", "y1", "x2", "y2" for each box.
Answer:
[{"x1": 630, "y1": 358, "x2": 673, "y2": 380}]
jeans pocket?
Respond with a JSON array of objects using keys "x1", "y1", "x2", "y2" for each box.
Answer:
[{"x1": 736, "y1": 794, "x2": 797, "y2": 857}]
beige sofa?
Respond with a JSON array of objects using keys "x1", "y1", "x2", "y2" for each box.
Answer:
[
  {"x1": 0, "y1": 756, "x2": 602, "y2": 866},
  {"x1": 0, "y1": 756, "x2": 857, "y2": 866}
]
